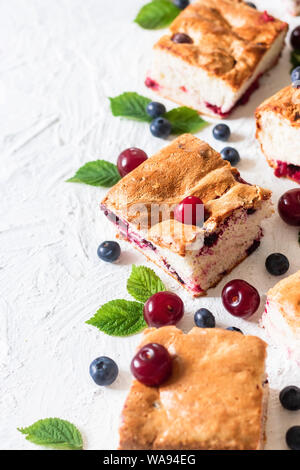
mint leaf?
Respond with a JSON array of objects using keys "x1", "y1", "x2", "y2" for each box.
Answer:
[
  {"x1": 67, "y1": 160, "x2": 121, "y2": 187},
  {"x1": 164, "y1": 107, "x2": 208, "y2": 134},
  {"x1": 127, "y1": 265, "x2": 166, "y2": 303},
  {"x1": 109, "y1": 92, "x2": 152, "y2": 122},
  {"x1": 291, "y1": 50, "x2": 300, "y2": 71},
  {"x1": 298, "y1": 231, "x2": 300, "y2": 245},
  {"x1": 86, "y1": 300, "x2": 146, "y2": 336},
  {"x1": 110, "y1": 92, "x2": 208, "y2": 135},
  {"x1": 135, "y1": 0, "x2": 180, "y2": 30},
  {"x1": 18, "y1": 418, "x2": 83, "y2": 450}
]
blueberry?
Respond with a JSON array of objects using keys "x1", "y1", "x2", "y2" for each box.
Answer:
[
  {"x1": 265, "y1": 253, "x2": 289, "y2": 276},
  {"x1": 279, "y1": 386, "x2": 300, "y2": 411},
  {"x1": 291, "y1": 66, "x2": 300, "y2": 88},
  {"x1": 89, "y1": 356, "x2": 118, "y2": 386},
  {"x1": 286, "y1": 426, "x2": 300, "y2": 450},
  {"x1": 173, "y1": 0, "x2": 190, "y2": 9},
  {"x1": 226, "y1": 327, "x2": 243, "y2": 334},
  {"x1": 194, "y1": 308, "x2": 216, "y2": 328},
  {"x1": 146, "y1": 102, "x2": 166, "y2": 119},
  {"x1": 150, "y1": 117, "x2": 172, "y2": 138},
  {"x1": 97, "y1": 241, "x2": 121, "y2": 263},
  {"x1": 245, "y1": 2, "x2": 256, "y2": 8},
  {"x1": 221, "y1": 147, "x2": 240, "y2": 165},
  {"x1": 213, "y1": 124, "x2": 231, "y2": 142}
]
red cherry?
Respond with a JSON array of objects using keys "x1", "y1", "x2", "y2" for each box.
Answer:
[
  {"x1": 278, "y1": 189, "x2": 300, "y2": 226},
  {"x1": 222, "y1": 279, "x2": 260, "y2": 318},
  {"x1": 117, "y1": 148, "x2": 148, "y2": 177},
  {"x1": 174, "y1": 196, "x2": 204, "y2": 226},
  {"x1": 143, "y1": 291, "x2": 184, "y2": 328},
  {"x1": 130, "y1": 343, "x2": 172, "y2": 387}
]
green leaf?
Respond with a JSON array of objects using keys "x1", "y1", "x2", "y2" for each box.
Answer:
[
  {"x1": 164, "y1": 107, "x2": 208, "y2": 134},
  {"x1": 67, "y1": 160, "x2": 121, "y2": 187},
  {"x1": 127, "y1": 265, "x2": 166, "y2": 303},
  {"x1": 298, "y1": 231, "x2": 300, "y2": 246},
  {"x1": 134, "y1": 0, "x2": 180, "y2": 30},
  {"x1": 291, "y1": 49, "x2": 300, "y2": 71},
  {"x1": 86, "y1": 300, "x2": 146, "y2": 336},
  {"x1": 18, "y1": 418, "x2": 83, "y2": 450},
  {"x1": 109, "y1": 92, "x2": 152, "y2": 122}
]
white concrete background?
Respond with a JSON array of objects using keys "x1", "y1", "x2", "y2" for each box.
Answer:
[{"x1": 0, "y1": 0, "x2": 299, "y2": 450}]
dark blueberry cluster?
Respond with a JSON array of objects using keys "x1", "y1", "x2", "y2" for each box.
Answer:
[
  {"x1": 279, "y1": 386, "x2": 300, "y2": 450},
  {"x1": 146, "y1": 101, "x2": 172, "y2": 138}
]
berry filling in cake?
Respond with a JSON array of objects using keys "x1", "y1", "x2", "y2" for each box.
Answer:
[
  {"x1": 101, "y1": 134, "x2": 272, "y2": 297},
  {"x1": 146, "y1": 0, "x2": 287, "y2": 118},
  {"x1": 256, "y1": 86, "x2": 300, "y2": 183},
  {"x1": 101, "y1": 204, "x2": 270, "y2": 296},
  {"x1": 274, "y1": 161, "x2": 300, "y2": 184}
]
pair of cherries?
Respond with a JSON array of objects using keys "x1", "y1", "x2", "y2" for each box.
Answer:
[
  {"x1": 131, "y1": 279, "x2": 260, "y2": 387},
  {"x1": 117, "y1": 147, "x2": 204, "y2": 226}
]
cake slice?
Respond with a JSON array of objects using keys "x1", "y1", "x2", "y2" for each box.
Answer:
[
  {"x1": 261, "y1": 271, "x2": 300, "y2": 365},
  {"x1": 101, "y1": 134, "x2": 273, "y2": 297},
  {"x1": 145, "y1": 0, "x2": 288, "y2": 118},
  {"x1": 119, "y1": 326, "x2": 268, "y2": 450},
  {"x1": 285, "y1": 0, "x2": 300, "y2": 15},
  {"x1": 256, "y1": 85, "x2": 300, "y2": 184}
]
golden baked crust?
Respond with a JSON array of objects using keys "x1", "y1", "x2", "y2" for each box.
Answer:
[
  {"x1": 101, "y1": 134, "x2": 271, "y2": 254},
  {"x1": 256, "y1": 85, "x2": 300, "y2": 129},
  {"x1": 267, "y1": 270, "x2": 300, "y2": 330},
  {"x1": 119, "y1": 326, "x2": 268, "y2": 450},
  {"x1": 154, "y1": 0, "x2": 288, "y2": 91}
]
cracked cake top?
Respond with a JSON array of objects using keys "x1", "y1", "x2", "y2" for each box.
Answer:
[
  {"x1": 256, "y1": 85, "x2": 300, "y2": 128},
  {"x1": 119, "y1": 326, "x2": 267, "y2": 450},
  {"x1": 102, "y1": 134, "x2": 271, "y2": 254},
  {"x1": 153, "y1": 0, "x2": 288, "y2": 90}
]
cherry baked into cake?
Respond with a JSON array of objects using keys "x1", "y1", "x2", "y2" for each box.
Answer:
[
  {"x1": 256, "y1": 85, "x2": 300, "y2": 184},
  {"x1": 101, "y1": 134, "x2": 273, "y2": 297},
  {"x1": 145, "y1": 0, "x2": 288, "y2": 118},
  {"x1": 119, "y1": 326, "x2": 268, "y2": 450},
  {"x1": 261, "y1": 271, "x2": 300, "y2": 365}
]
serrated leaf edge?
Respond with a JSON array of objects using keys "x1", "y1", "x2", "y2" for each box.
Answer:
[
  {"x1": 17, "y1": 418, "x2": 83, "y2": 450},
  {"x1": 127, "y1": 265, "x2": 166, "y2": 302},
  {"x1": 86, "y1": 299, "x2": 146, "y2": 337}
]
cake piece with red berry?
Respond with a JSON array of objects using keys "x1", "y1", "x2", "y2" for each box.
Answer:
[
  {"x1": 119, "y1": 326, "x2": 269, "y2": 450},
  {"x1": 256, "y1": 85, "x2": 300, "y2": 184},
  {"x1": 101, "y1": 134, "x2": 273, "y2": 297},
  {"x1": 261, "y1": 271, "x2": 300, "y2": 365},
  {"x1": 145, "y1": 0, "x2": 288, "y2": 118}
]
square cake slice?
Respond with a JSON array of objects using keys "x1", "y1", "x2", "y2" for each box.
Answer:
[
  {"x1": 101, "y1": 134, "x2": 273, "y2": 297},
  {"x1": 119, "y1": 326, "x2": 268, "y2": 450},
  {"x1": 145, "y1": 0, "x2": 288, "y2": 118},
  {"x1": 261, "y1": 271, "x2": 300, "y2": 365},
  {"x1": 256, "y1": 85, "x2": 300, "y2": 184}
]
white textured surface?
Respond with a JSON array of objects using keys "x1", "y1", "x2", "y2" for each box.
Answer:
[{"x1": 0, "y1": 0, "x2": 299, "y2": 451}]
